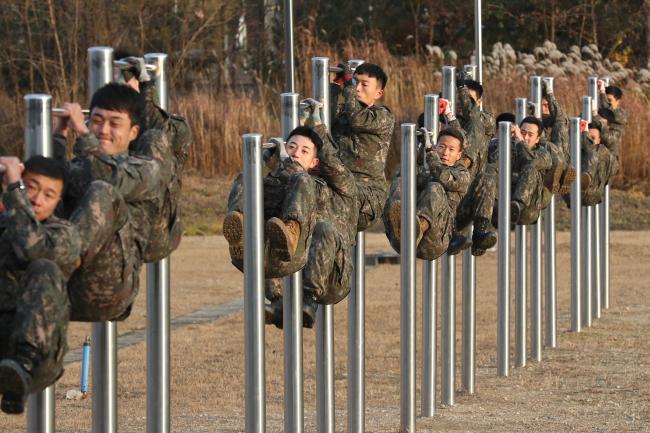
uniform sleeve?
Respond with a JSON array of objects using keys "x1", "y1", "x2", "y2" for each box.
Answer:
[
  {"x1": 457, "y1": 86, "x2": 478, "y2": 121},
  {"x1": 53, "y1": 134, "x2": 68, "y2": 161},
  {"x1": 2, "y1": 190, "x2": 80, "y2": 270},
  {"x1": 429, "y1": 160, "x2": 470, "y2": 194},
  {"x1": 546, "y1": 94, "x2": 570, "y2": 157},
  {"x1": 312, "y1": 124, "x2": 356, "y2": 199},
  {"x1": 515, "y1": 140, "x2": 552, "y2": 172}
]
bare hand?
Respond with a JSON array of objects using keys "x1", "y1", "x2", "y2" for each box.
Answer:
[
  {"x1": 0, "y1": 156, "x2": 24, "y2": 184},
  {"x1": 512, "y1": 124, "x2": 524, "y2": 142},
  {"x1": 63, "y1": 102, "x2": 90, "y2": 136}
]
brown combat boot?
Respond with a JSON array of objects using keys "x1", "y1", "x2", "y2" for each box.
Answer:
[
  {"x1": 544, "y1": 160, "x2": 565, "y2": 193},
  {"x1": 581, "y1": 172, "x2": 592, "y2": 190},
  {"x1": 388, "y1": 201, "x2": 401, "y2": 242},
  {"x1": 266, "y1": 217, "x2": 300, "y2": 262},
  {"x1": 558, "y1": 165, "x2": 577, "y2": 195},
  {"x1": 223, "y1": 211, "x2": 244, "y2": 263}
]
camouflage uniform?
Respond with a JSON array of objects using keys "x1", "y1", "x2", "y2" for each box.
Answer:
[
  {"x1": 0, "y1": 188, "x2": 80, "y2": 393},
  {"x1": 56, "y1": 128, "x2": 175, "y2": 321},
  {"x1": 542, "y1": 92, "x2": 570, "y2": 164},
  {"x1": 597, "y1": 98, "x2": 628, "y2": 176},
  {"x1": 329, "y1": 82, "x2": 395, "y2": 232},
  {"x1": 562, "y1": 133, "x2": 613, "y2": 207},
  {"x1": 227, "y1": 160, "x2": 320, "y2": 280},
  {"x1": 509, "y1": 139, "x2": 553, "y2": 224},
  {"x1": 383, "y1": 148, "x2": 470, "y2": 261}
]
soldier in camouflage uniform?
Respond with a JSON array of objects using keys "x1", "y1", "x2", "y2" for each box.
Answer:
[
  {"x1": 383, "y1": 127, "x2": 470, "y2": 260},
  {"x1": 0, "y1": 156, "x2": 80, "y2": 414},
  {"x1": 598, "y1": 84, "x2": 628, "y2": 176},
  {"x1": 54, "y1": 83, "x2": 176, "y2": 322},
  {"x1": 328, "y1": 63, "x2": 395, "y2": 232}
]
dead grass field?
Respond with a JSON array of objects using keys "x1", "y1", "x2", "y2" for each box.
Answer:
[{"x1": 2, "y1": 230, "x2": 650, "y2": 433}]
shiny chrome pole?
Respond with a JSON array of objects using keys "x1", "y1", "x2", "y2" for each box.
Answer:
[
  {"x1": 243, "y1": 133, "x2": 266, "y2": 433},
  {"x1": 88, "y1": 46, "x2": 118, "y2": 433},
  {"x1": 312, "y1": 56, "x2": 335, "y2": 433},
  {"x1": 497, "y1": 121, "x2": 512, "y2": 377},
  {"x1": 400, "y1": 124, "x2": 417, "y2": 432},
  {"x1": 601, "y1": 185, "x2": 610, "y2": 310},
  {"x1": 143, "y1": 52, "x2": 171, "y2": 433},
  {"x1": 592, "y1": 205, "x2": 601, "y2": 320},
  {"x1": 421, "y1": 94, "x2": 439, "y2": 416},
  {"x1": 570, "y1": 118, "x2": 582, "y2": 332},
  {"x1": 514, "y1": 97, "x2": 527, "y2": 369},
  {"x1": 348, "y1": 232, "x2": 365, "y2": 433},
  {"x1": 474, "y1": 0, "x2": 483, "y2": 83},
  {"x1": 581, "y1": 97, "x2": 593, "y2": 328},
  {"x1": 24, "y1": 94, "x2": 55, "y2": 433},
  {"x1": 280, "y1": 92, "x2": 304, "y2": 433},
  {"x1": 283, "y1": 0, "x2": 295, "y2": 92}
]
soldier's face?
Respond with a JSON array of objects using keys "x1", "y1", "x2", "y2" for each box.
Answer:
[
  {"x1": 606, "y1": 94, "x2": 619, "y2": 109},
  {"x1": 286, "y1": 134, "x2": 319, "y2": 171},
  {"x1": 23, "y1": 171, "x2": 63, "y2": 222},
  {"x1": 436, "y1": 135, "x2": 462, "y2": 166},
  {"x1": 541, "y1": 98, "x2": 550, "y2": 118},
  {"x1": 588, "y1": 128, "x2": 601, "y2": 145},
  {"x1": 520, "y1": 122, "x2": 541, "y2": 149},
  {"x1": 354, "y1": 73, "x2": 384, "y2": 107},
  {"x1": 468, "y1": 89, "x2": 482, "y2": 105},
  {"x1": 89, "y1": 107, "x2": 140, "y2": 155}
]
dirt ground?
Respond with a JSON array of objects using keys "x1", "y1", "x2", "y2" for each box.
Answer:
[{"x1": 2, "y1": 231, "x2": 650, "y2": 433}]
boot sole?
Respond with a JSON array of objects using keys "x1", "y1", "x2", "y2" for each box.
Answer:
[
  {"x1": 266, "y1": 218, "x2": 294, "y2": 262},
  {"x1": 558, "y1": 166, "x2": 577, "y2": 194},
  {"x1": 388, "y1": 202, "x2": 401, "y2": 243},
  {"x1": 545, "y1": 161, "x2": 564, "y2": 194},
  {"x1": 473, "y1": 232, "x2": 497, "y2": 251},
  {"x1": 0, "y1": 359, "x2": 30, "y2": 414},
  {"x1": 223, "y1": 213, "x2": 244, "y2": 262}
]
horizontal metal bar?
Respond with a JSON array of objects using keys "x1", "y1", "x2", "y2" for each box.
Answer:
[
  {"x1": 52, "y1": 107, "x2": 90, "y2": 116},
  {"x1": 113, "y1": 60, "x2": 158, "y2": 72}
]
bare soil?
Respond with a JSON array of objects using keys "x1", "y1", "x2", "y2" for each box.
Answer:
[{"x1": 1, "y1": 231, "x2": 649, "y2": 433}]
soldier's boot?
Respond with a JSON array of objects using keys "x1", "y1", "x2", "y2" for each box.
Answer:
[
  {"x1": 448, "y1": 233, "x2": 472, "y2": 255},
  {"x1": 302, "y1": 293, "x2": 318, "y2": 329},
  {"x1": 0, "y1": 345, "x2": 37, "y2": 414},
  {"x1": 558, "y1": 165, "x2": 577, "y2": 195},
  {"x1": 388, "y1": 201, "x2": 401, "y2": 242},
  {"x1": 511, "y1": 200, "x2": 524, "y2": 226},
  {"x1": 223, "y1": 211, "x2": 244, "y2": 262},
  {"x1": 581, "y1": 172, "x2": 592, "y2": 190},
  {"x1": 266, "y1": 218, "x2": 300, "y2": 262},
  {"x1": 544, "y1": 160, "x2": 565, "y2": 193},
  {"x1": 472, "y1": 217, "x2": 497, "y2": 256},
  {"x1": 264, "y1": 298, "x2": 283, "y2": 329},
  {"x1": 415, "y1": 217, "x2": 430, "y2": 247}
]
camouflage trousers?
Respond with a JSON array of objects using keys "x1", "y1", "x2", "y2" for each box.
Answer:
[
  {"x1": 455, "y1": 170, "x2": 497, "y2": 231},
  {"x1": 228, "y1": 171, "x2": 319, "y2": 279},
  {"x1": 68, "y1": 181, "x2": 140, "y2": 322},
  {"x1": 512, "y1": 165, "x2": 551, "y2": 224},
  {"x1": 563, "y1": 145, "x2": 613, "y2": 207},
  {"x1": 383, "y1": 175, "x2": 454, "y2": 261},
  {"x1": 265, "y1": 220, "x2": 353, "y2": 306},
  {"x1": 545, "y1": 140, "x2": 569, "y2": 166},
  {"x1": 355, "y1": 182, "x2": 387, "y2": 232},
  {"x1": 0, "y1": 259, "x2": 69, "y2": 393}
]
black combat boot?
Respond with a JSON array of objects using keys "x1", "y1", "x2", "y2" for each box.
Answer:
[
  {"x1": 472, "y1": 217, "x2": 497, "y2": 256},
  {"x1": 264, "y1": 297, "x2": 283, "y2": 329},
  {"x1": 0, "y1": 345, "x2": 37, "y2": 414},
  {"x1": 511, "y1": 200, "x2": 524, "y2": 226},
  {"x1": 302, "y1": 292, "x2": 319, "y2": 329},
  {"x1": 447, "y1": 232, "x2": 472, "y2": 255}
]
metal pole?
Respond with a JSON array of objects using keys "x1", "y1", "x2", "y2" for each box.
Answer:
[
  {"x1": 24, "y1": 94, "x2": 55, "y2": 433},
  {"x1": 592, "y1": 205, "x2": 601, "y2": 320},
  {"x1": 348, "y1": 233, "x2": 365, "y2": 433},
  {"x1": 243, "y1": 133, "x2": 266, "y2": 433},
  {"x1": 283, "y1": 0, "x2": 295, "y2": 92},
  {"x1": 312, "y1": 57, "x2": 335, "y2": 433},
  {"x1": 400, "y1": 124, "x2": 417, "y2": 433},
  {"x1": 474, "y1": 0, "x2": 483, "y2": 83},
  {"x1": 514, "y1": 96, "x2": 527, "y2": 369},
  {"x1": 88, "y1": 46, "x2": 118, "y2": 433},
  {"x1": 570, "y1": 118, "x2": 582, "y2": 332},
  {"x1": 421, "y1": 94, "x2": 439, "y2": 416},
  {"x1": 280, "y1": 92, "x2": 303, "y2": 433},
  {"x1": 581, "y1": 97, "x2": 593, "y2": 328},
  {"x1": 529, "y1": 77, "x2": 543, "y2": 362},
  {"x1": 497, "y1": 121, "x2": 512, "y2": 377},
  {"x1": 588, "y1": 77, "x2": 599, "y2": 112},
  {"x1": 441, "y1": 66, "x2": 456, "y2": 404},
  {"x1": 143, "y1": 52, "x2": 171, "y2": 433},
  {"x1": 601, "y1": 185, "x2": 610, "y2": 310},
  {"x1": 460, "y1": 66, "x2": 477, "y2": 395}
]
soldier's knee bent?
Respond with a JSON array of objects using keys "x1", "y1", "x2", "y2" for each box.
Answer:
[
  {"x1": 25, "y1": 259, "x2": 63, "y2": 280},
  {"x1": 86, "y1": 180, "x2": 120, "y2": 203}
]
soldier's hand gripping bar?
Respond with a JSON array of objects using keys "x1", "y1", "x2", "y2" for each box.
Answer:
[
  {"x1": 113, "y1": 60, "x2": 158, "y2": 72},
  {"x1": 328, "y1": 59, "x2": 365, "y2": 73}
]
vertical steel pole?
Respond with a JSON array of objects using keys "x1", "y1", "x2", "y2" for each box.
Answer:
[
  {"x1": 24, "y1": 94, "x2": 55, "y2": 433},
  {"x1": 421, "y1": 94, "x2": 439, "y2": 416},
  {"x1": 570, "y1": 118, "x2": 582, "y2": 332},
  {"x1": 514, "y1": 96, "x2": 527, "y2": 369},
  {"x1": 143, "y1": 52, "x2": 170, "y2": 433},
  {"x1": 348, "y1": 233, "x2": 365, "y2": 433},
  {"x1": 581, "y1": 97, "x2": 593, "y2": 328},
  {"x1": 283, "y1": 0, "x2": 295, "y2": 92},
  {"x1": 88, "y1": 46, "x2": 118, "y2": 433},
  {"x1": 497, "y1": 121, "x2": 512, "y2": 377},
  {"x1": 474, "y1": 0, "x2": 483, "y2": 83},
  {"x1": 601, "y1": 185, "x2": 610, "y2": 310},
  {"x1": 441, "y1": 67, "x2": 456, "y2": 404},
  {"x1": 400, "y1": 124, "x2": 417, "y2": 433},
  {"x1": 280, "y1": 93, "x2": 303, "y2": 433},
  {"x1": 461, "y1": 64, "x2": 477, "y2": 395},
  {"x1": 592, "y1": 205, "x2": 601, "y2": 320},
  {"x1": 312, "y1": 57, "x2": 335, "y2": 433},
  {"x1": 529, "y1": 77, "x2": 543, "y2": 362},
  {"x1": 541, "y1": 76, "x2": 557, "y2": 348},
  {"x1": 243, "y1": 133, "x2": 266, "y2": 433}
]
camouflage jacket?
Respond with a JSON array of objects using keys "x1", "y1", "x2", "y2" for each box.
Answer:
[
  {"x1": 329, "y1": 83, "x2": 395, "y2": 191},
  {"x1": 542, "y1": 92, "x2": 570, "y2": 160},
  {"x1": 422, "y1": 150, "x2": 471, "y2": 214},
  {"x1": 486, "y1": 138, "x2": 552, "y2": 177},
  {"x1": 592, "y1": 114, "x2": 622, "y2": 160},
  {"x1": 0, "y1": 189, "x2": 81, "y2": 310},
  {"x1": 453, "y1": 87, "x2": 488, "y2": 178}
]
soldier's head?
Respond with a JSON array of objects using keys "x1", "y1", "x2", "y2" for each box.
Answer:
[
  {"x1": 496, "y1": 112, "x2": 515, "y2": 131},
  {"x1": 597, "y1": 108, "x2": 615, "y2": 127},
  {"x1": 465, "y1": 80, "x2": 484, "y2": 105},
  {"x1": 89, "y1": 83, "x2": 145, "y2": 155},
  {"x1": 22, "y1": 156, "x2": 66, "y2": 222},
  {"x1": 540, "y1": 96, "x2": 551, "y2": 118},
  {"x1": 354, "y1": 63, "x2": 387, "y2": 107},
  {"x1": 519, "y1": 116, "x2": 543, "y2": 149},
  {"x1": 605, "y1": 86, "x2": 623, "y2": 109},
  {"x1": 286, "y1": 126, "x2": 321, "y2": 171},
  {"x1": 588, "y1": 122, "x2": 602, "y2": 145},
  {"x1": 436, "y1": 128, "x2": 464, "y2": 166}
]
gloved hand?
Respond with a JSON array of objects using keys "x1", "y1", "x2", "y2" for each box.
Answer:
[
  {"x1": 542, "y1": 79, "x2": 552, "y2": 97},
  {"x1": 439, "y1": 98, "x2": 453, "y2": 118},
  {"x1": 333, "y1": 63, "x2": 354, "y2": 87},
  {"x1": 456, "y1": 69, "x2": 469, "y2": 87},
  {"x1": 580, "y1": 119, "x2": 588, "y2": 133},
  {"x1": 597, "y1": 79, "x2": 606, "y2": 94},
  {"x1": 418, "y1": 127, "x2": 433, "y2": 150},
  {"x1": 301, "y1": 98, "x2": 322, "y2": 127},
  {"x1": 120, "y1": 56, "x2": 151, "y2": 83}
]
